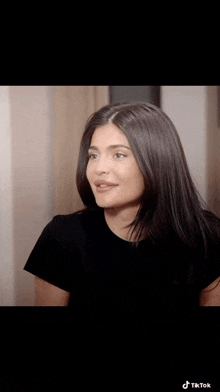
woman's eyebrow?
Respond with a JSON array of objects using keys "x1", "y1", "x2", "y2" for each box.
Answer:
[{"x1": 88, "y1": 144, "x2": 131, "y2": 151}]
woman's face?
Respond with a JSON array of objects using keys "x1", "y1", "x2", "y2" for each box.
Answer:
[{"x1": 86, "y1": 123, "x2": 145, "y2": 213}]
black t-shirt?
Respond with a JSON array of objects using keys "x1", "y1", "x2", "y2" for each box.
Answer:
[{"x1": 24, "y1": 208, "x2": 220, "y2": 318}]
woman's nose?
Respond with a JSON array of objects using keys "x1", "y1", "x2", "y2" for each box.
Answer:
[{"x1": 94, "y1": 156, "x2": 110, "y2": 175}]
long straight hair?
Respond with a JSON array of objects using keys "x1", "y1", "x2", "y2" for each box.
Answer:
[{"x1": 76, "y1": 101, "x2": 220, "y2": 256}]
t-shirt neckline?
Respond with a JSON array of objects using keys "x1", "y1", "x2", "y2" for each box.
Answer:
[{"x1": 100, "y1": 208, "x2": 150, "y2": 246}]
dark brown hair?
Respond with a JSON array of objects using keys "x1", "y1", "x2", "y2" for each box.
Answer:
[{"x1": 76, "y1": 101, "x2": 220, "y2": 257}]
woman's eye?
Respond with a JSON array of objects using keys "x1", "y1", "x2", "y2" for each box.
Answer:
[
  {"x1": 114, "y1": 153, "x2": 126, "y2": 158},
  {"x1": 88, "y1": 152, "x2": 126, "y2": 160},
  {"x1": 88, "y1": 153, "x2": 98, "y2": 160}
]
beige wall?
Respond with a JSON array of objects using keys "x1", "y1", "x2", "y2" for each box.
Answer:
[
  {"x1": 0, "y1": 87, "x2": 15, "y2": 305},
  {"x1": 11, "y1": 86, "x2": 54, "y2": 306},
  {"x1": 161, "y1": 86, "x2": 220, "y2": 214},
  {"x1": 206, "y1": 86, "x2": 220, "y2": 213}
]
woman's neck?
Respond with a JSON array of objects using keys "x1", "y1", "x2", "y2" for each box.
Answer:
[{"x1": 104, "y1": 206, "x2": 139, "y2": 242}]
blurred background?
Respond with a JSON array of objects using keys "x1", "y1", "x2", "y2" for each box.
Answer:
[{"x1": 0, "y1": 86, "x2": 219, "y2": 306}]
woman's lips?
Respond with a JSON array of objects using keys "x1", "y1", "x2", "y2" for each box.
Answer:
[
  {"x1": 96, "y1": 185, "x2": 118, "y2": 193},
  {"x1": 94, "y1": 180, "x2": 119, "y2": 193}
]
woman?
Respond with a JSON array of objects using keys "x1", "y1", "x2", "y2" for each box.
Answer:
[{"x1": 24, "y1": 101, "x2": 220, "y2": 309}]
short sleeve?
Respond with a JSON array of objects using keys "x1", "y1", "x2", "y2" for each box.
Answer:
[
  {"x1": 198, "y1": 213, "x2": 220, "y2": 290},
  {"x1": 199, "y1": 252, "x2": 220, "y2": 291},
  {"x1": 189, "y1": 241, "x2": 220, "y2": 292},
  {"x1": 24, "y1": 217, "x2": 83, "y2": 293}
]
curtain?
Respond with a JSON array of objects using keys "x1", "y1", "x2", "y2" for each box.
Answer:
[{"x1": 52, "y1": 86, "x2": 109, "y2": 215}]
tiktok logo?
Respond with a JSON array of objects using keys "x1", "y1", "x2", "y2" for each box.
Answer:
[
  {"x1": 182, "y1": 380, "x2": 211, "y2": 389},
  {"x1": 183, "y1": 381, "x2": 191, "y2": 389}
]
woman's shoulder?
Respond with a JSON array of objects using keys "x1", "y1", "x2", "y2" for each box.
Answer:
[
  {"x1": 48, "y1": 207, "x2": 103, "y2": 245},
  {"x1": 52, "y1": 207, "x2": 102, "y2": 227}
]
